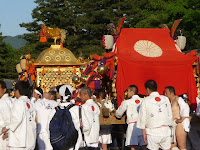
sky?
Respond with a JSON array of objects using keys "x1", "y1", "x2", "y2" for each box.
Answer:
[{"x1": 0, "y1": 0, "x2": 37, "y2": 36}]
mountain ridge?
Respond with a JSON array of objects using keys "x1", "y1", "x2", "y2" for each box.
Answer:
[{"x1": 3, "y1": 35, "x2": 27, "y2": 49}]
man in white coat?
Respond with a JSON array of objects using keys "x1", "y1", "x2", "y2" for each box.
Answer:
[
  {"x1": 137, "y1": 80, "x2": 172, "y2": 150},
  {"x1": 36, "y1": 92, "x2": 58, "y2": 150},
  {"x1": 48, "y1": 84, "x2": 91, "y2": 150},
  {"x1": 116, "y1": 85, "x2": 146, "y2": 150},
  {"x1": 165, "y1": 86, "x2": 190, "y2": 150},
  {"x1": 96, "y1": 90, "x2": 114, "y2": 150},
  {"x1": 80, "y1": 86, "x2": 100, "y2": 148},
  {"x1": 2, "y1": 81, "x2": 36, "y2": 150},
  {"x1": 0, "y1": 80, "x2": 12, "y2": 150}
]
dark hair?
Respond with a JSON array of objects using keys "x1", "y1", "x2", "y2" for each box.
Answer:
[
  {"x1": 63, "y1": 86, "x2": 72, "y2": 102},
  {"x1": 96, "y1": 90, "x2": 106, "y2": 99},
  {"x1": 145, "y1": 80, "x2": 157, "y2": 91},
  {"x1": 56, "y1": 84, "x2": 64, "y2": 92},
  {"x1": 165, "y1": 86, "x2": 176, "y2": 95},
  {"x1": 15, "y1": 81, "x2": 32, "y2": 98},
  {"x1": 0, "y1": 80, "x2": 7, "y2": 89},
  {"x1": 80, "y1": 86, "x2": 92, "y2": 97},
  {"x1": 48, "y1": 91, "x2": 57, "y2": 100},
  {"x1": 129, "y1": 85, "x2": 138, "y2": 94},
  {"x1": 35, "y1": 87, "x2": 43, "y2": 98}
]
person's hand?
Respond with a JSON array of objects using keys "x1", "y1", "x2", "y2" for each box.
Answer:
[
  {"x1": 142, "y1": 129, "x2": 148, "y2": 144},
  {"x1": 175, "y1": 118, "x2": 182, "y2": 124},
  {"x1": 1, "y1": 127, "x2": 8, "y2": 134},
  {"x1": 2, "y1": 133, "x2": 8, "y2": 140}
]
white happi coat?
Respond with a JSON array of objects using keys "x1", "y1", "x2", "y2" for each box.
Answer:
[
  {"x1": 116, "y1": 95, "x2": 142, "y2": 124},
  {"x1": 0, "y1": 93, "x2": 12, "y2": 150},
  {"x1": 82, "y1": 99, "x2": 100, "y2": 146},
  {"x1": 36, "y1": 98, "x2": 58, "y2": 150},
  {"x1": 116, "y1": 95, "x2": 143, "y2": 145},
  {"x1": 36, "y1": 98, "x2": 58, "y2": 134},
  {"x1": 48, "y1": 102, "x2": 91, "y2": 150},
  {"x1": 178, "y1": 97, "x2": 190, "y2": 132},
  {"x1": 7, "y1": 96, "x2": 36, "y2": 148},
  {"x1": 137, "y1": 92, "x2": 172, "y2": 136}
]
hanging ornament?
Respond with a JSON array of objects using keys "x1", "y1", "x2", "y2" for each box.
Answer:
[
  {"x1": 20, "y1": 56, "x2": 27, "y2": 71},
  {"x1": 97, "y1": 65, "x2": 106, "y2": 75},
  {"x1": 25, "y1": 53, "x2": 31, "y2": 60},
  {"x1": 58, "y1": 66, "x2": 61, "y2": 75},
  {"x1": 42, "y1": 66, "x2": 45, "y2": 75},
  {"x1": 80, "y1": 65, "x2": 87, "y2": 73},
  {"x1": 72, "y1": 76, "x2": 80, "y2": 84},
  {"x1": 31, "y1": 75, "x2": 35, "y2": 81},
  {"x1": 74, "y1": 69, "x2": 76, "y2": 74},
  {"x1": 16, "y1": 63, "x2": 23, "y2": 74},
  {"x1": 80, "y1": 75, "x2": 88, "y2": 83}
]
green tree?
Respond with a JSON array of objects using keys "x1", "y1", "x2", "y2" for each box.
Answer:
[
  {"x1": 0, "y1": 31, "x2": 7, "y2": 79},
  {"x1": 20, "y1": 0, "x2": 200, "y2": 59},
  {"x1": 0, "y1": 30, "x2": 19, "y2": 79}
]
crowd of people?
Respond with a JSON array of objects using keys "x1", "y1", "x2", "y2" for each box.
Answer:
[{"x1": 0, "y1": 79, "x2": 193, "y2": 150}]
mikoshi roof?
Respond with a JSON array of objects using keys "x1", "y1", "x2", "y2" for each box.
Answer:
[
  {"x1": 115, "y1": 28, "x2": 198, "y2": 109},
  {"x1": 34, "y1": 45, "x2": 83, "y2": 66}
]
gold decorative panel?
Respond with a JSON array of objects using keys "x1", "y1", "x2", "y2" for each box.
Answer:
[
  {"x1": 34, "y1": 45, "x2": 83, "y2": 66},
  {"x1": 36, "y1": 67, "x2": 80, "y2": 92}
]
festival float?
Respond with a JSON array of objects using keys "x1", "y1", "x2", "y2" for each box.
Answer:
[
  {"x1": 16, "y1": 24, "x2": 84, "y2": 92},
  {"x1": 16, "y1": 18, "x2": 200, "y2": 113}
]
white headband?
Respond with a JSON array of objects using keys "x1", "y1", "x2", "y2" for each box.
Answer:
[
  {"x1": 34, "y1": 89, "x2": 42, "y2": 96},
  {"x1": 59, "y1": 85, "x2": 73, "y2": 102}
]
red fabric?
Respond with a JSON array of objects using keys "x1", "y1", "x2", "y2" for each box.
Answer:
[{"x1": 116, "y1": 28, "x2": 198, "y2": 110}]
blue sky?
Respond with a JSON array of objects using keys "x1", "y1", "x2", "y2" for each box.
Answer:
[{"x1": 0, "y1": 0, "x2": 36, "y2": 36}]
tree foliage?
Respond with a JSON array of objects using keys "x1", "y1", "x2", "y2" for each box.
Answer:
[
  {"x1": 3, "y1": 0, "x2": 200, "y2": 79},
  {"x1": 0, "y1": 30, "x2": 19, "y2": 79},
  {"x1": 20, "y1": 0, "x2": 200, "y2": 58}
]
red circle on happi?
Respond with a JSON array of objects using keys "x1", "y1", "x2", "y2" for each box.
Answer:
[
  {"x1": 135, "y1": 100, "x2": 140, "y2": 104},
  {"x1": 26, "y1": 102, "x2": 30, "y2": 109},
  {"x1": 155, "y1": 97, "x2": 161, "y2": 102},
  {"x1": 91, "y1": 106, "x2": 95, "y2": 111}
]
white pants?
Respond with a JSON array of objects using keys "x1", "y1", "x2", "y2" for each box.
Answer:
[
  {"x1": 99, "y1": 125, "x2": 112, "y2": 144},
  {"x1": 147, "y1": 135, "x2": 171, "y2": 150},
  {"x1": 9, "y1": 147, "x2": 34, "y2": 150},
  {"x1": 0, "y1": 135, "x2": 9, "y2": 150},
  {"x1": 37, "y1": 132, "x2": 53, "y2": 150}
]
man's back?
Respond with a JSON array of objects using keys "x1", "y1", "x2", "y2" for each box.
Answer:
[
  {"x1": 8, "y1": 96, "x2": 36, "y2": 147},
  {"x1": 137, "y1": 92, "x2": 172, "y2": 131},
  {"x1": 82, "y1": 99, "x2": 100, "y2": 145},
  {"x1": 0, "y1": 94, "x2": 11, "y2": 127},
  {"x1": 116, "y1": 95, "x2": 142, "y2": 123}
]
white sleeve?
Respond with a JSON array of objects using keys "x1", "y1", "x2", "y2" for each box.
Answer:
[
  {"x1": 81, "y1": 108, "x2": 91, "y2": 133},
  {"x1": 178, "y1": 97, "x2": 190, "y2": 117},
  {"x1": 0, "y1": 111, "x2": 5, "y2": 129},
  {"x1": 8, "y1": 101, "x2": 25, "y2": 132},
  {"x1": 137, "y1": 100, "x2": 146, "y2": 129},
  {"x1": 115, "y1": 101, "x2": 127, "y2": 118}
]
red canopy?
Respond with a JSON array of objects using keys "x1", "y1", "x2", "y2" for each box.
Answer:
[{"x1": 115, "y1": 28, "x2": 198, "y2": 110}]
